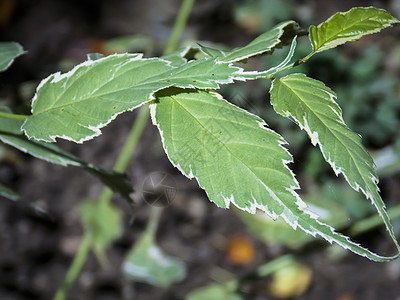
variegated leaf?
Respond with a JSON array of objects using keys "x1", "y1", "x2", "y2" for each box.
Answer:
[
  {"x1": 270, "y1": 73, "x2": 400, "y2": 258},
  {"x1": 152, "y1": 88, "x2": 396, "y2": 262},
  {"x1": 22, "y1": 54, "x2": 241, "y2": 143},
  {"x1": 309, "y1": 7, "x2": 399, "y2": 54},
  {"x1": 199, "y1": 20, "x2": 299, "y2": 62},
  {"x1": 0, "y1": 42, "x2": 25, "y2": 72}
]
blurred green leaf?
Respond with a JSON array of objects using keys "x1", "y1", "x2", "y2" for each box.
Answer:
[
  {"x1": 79, "y1": 199, "x2": 122, "y2": 266},
  {"x1": 122, "y1": 228, "x2": 186, "y2": 287},
  {"x1": 313, "y1": 181, "x2": 373, "y2": 220},
  {"x1": 268, "y1": 261, "x2": 312, "y2": 298},
  {"x1": 0, "y1": 114, "x2": 134, "y2": 201},
  {"x1": 186, "y1": 281, "x2": 243, "y2": 300},
  {"x1": 104, "y1": 35, "x2": 156, "y2": 54},
  {"x1": 0, "y1": 182, "x2": 19, "y2": 201},
  {"x1": 0, "y1": 42, "x2": 25, "y2": 72},
  {"x1": 238, "y1": 181, "x2": 357, "y2": 248},
  {"x1": 239, "y1": 211, "x2": 312, "y2": 248},
  {"x1": 374, "y1": 146, "x2": 400, "y2": 177},
  {"x1": 235, "y1": 0, "x2": 293, "y2": 33}
]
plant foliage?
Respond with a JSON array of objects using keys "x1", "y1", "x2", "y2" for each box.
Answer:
[
  {"x1": 0, "y1": 42, "x2": 25, "y2": 71},
  {"x1": 1, "y1": 7, "x2": 399, "y2": 262},
  {"x1": 309, "y1": 7, "x2": 398, "y2": 54}
]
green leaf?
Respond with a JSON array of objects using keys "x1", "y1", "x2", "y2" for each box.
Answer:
[
  {"x1": 0, "y1": 42, "x2": 25, "y2": 72},
  {"x1": 270, "y1": 73, "x2": 400, "y2": 259},
  {"x1": 22, "y1": 54, "x2": 241, "y2": 143},
  {"x1": 152, "y1": 88, "x2": 398, "y2": 261},
  {"x1": 309, "y1": 7, "x2": 399, "y2": 54},
  {"x1": 198, "y1": 20, "x2": 299, "y2": 62},
  {"x1": 240, "y1": 210, "x2": 312, "y2": 248},
  {"x1": 161, "y1": 47, "x2": 191, "y2": 67},
  {"x1": 374, "y1": 145, "x2": 400, "y2": 177},
  {"x1": 1, "y1": 117, "x2": 81, "y2": 166},
  {"x1": 0, "y1": 183, "x2": 20, "y2": 201},
  {"x1": 79, "y1": 199, "x2": 122, "y2": 265},
  {"x1": 122, "y1": 227, "x2": 185, "y2": 287},
  {"x1": 239, "y1": 36, "x2": 297, "y2": 80},
  {"x1": 0, "y1": 115, "x2": 133, "y2": 200},
  {"x1": 186, "y1": 281, "x2": 243, "y2": 300},
  {"x1": 196, "y1": 44, "x2": 226, "y2": 59}
]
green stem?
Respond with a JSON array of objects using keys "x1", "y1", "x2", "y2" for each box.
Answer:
[
  {"x1": 54, "y1": 1, "x2": 196, "y2": 299},
  {"x1": 114, "y1": 107, "x2": 150, "y2": 173},
  {"x1": 301, "y1": 51, "x2": 316, "y2": 63},
  {"x1": 146, "y1": 206, "x2": 163, "y2": 238},
  {"x1": 98, "y1": 105, "x2": 150, "y2": 205},
  {"x1": 350, "y1": 205, "x2": 400, "y2": 236},
  {"x1": 265, "y1": 63, "x2": 294, "y2": 79},
  {"x1": 266, "y1": 51, "x2": 316, "y2": 79},
  {"x1": 256, "y1": 254, "x2": 295, "y2": 277},
  {"x1": 53, "y1": 235, "x2": 91, "y2": 300},
  {"x1": 164, "y1": 0, "x2": 195, "y2": 55},
  {"x1": 0, "y1": 111, "x2": 28, "y2": 121},
  {"x1": 231, "y1": 254, "x2": 296, "y2": 293}
]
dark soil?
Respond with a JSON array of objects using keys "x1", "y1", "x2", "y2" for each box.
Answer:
[{"x1": 1, "y1": 1, "x2": 400, "y2": 299}]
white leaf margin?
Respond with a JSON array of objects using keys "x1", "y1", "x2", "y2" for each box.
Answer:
[
  {"x1": 0, "y1": 134, "x2": 80, "y2": 167},
  {"x1": 270, "y1": 74, "x2": 400, "y2": 260},
  {"x1": 0, "y1": 42, "x2": 26, "y2": 72},
  {"x1": 212, "y1": 20, "x2": 298, "y2": 63},
  {"x1": 150, "y1": 89, "x2": 398, "y2": 261},
  {"x1": 22, "y1": 53, "x2": 249, "y2": 143}
]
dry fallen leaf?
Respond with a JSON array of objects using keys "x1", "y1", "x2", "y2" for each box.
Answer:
[{"x1": 226, "y1": 235, "x2": 255, "y2": 265}]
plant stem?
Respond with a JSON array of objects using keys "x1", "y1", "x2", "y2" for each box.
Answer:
[
  {"x1": 266, "y1": 51, "x2": 316, "y2": 79},
  {"x1": 53, "y1": 235, "x2": 91, "y2": 300},
  {"x1": 146, "y1": 206, "x2": 163, "y2": 238},
  {"x1": 0, "y1": 111, "x2": 28, "y2": 121},
  {"x1": 256, "y1": 254, "x2": 295, "y2": 277},
  {"x1": 53, "y1": 1, "x2": 196, "y2": 299},
  {"x1": 54, "y1": 107, "x2": 149, "y2": 300},
  {"x1": 350, "y1": 205, "x2": 400, "y2": 236},
  {"x1": 98, "y1": 105, "x2": 150, "y2": 205},
  {"x1": 164, "y1": 0, "x2": 195, "y2": 55}
]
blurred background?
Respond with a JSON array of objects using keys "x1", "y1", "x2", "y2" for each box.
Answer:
[{"x1": 1, "y1": 0, "x2": 400, "y2": 299}]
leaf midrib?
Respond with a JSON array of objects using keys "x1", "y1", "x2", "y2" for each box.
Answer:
[
  {"x1": 33, "y1": 59, "x2": 236, "y2": 115},
  {"x1": 168, "y1": 93, "x2": 291, "y2": 203},
  {"x1": 315, "y1": 9, "x2": 385, "y2": 50}
]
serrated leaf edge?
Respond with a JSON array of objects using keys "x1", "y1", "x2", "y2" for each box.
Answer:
[
  {"x1": 218, "y1": 20, "x2": 298, "y2": 63},
  {"x1": 238, "y1": 36, "x2": 297, "y2": 80},
  {"x1": 270, "y1": 75, "x2": 400, "y2": 259},
  {"x1": 23, "y1": 54, "x2": 248, "y2": 143},
  {"x1": 309, "y1": 6, "x2": 399, "y2": 53},
  {"x1": 150, "y1": 90, "x2": 396, "y2": 261}
]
